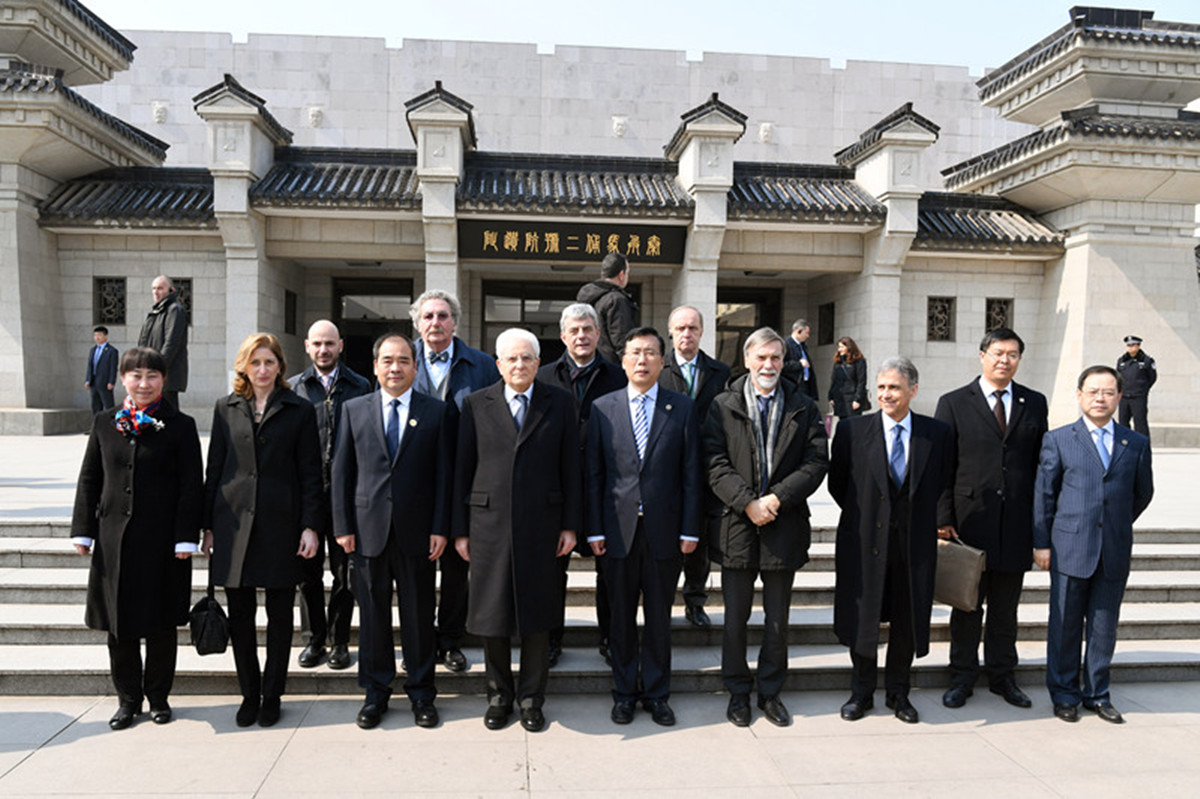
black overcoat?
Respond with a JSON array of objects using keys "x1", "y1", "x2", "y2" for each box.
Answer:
[
  {"x1": 703, "y1": 375, "x2": 829, "y2": 571},
  {"x1": 829, "y1": 411, "x2": 953, "y2": 658},
  {"x1": 828, "y1": 358, "x2": 868, "y2": 419},
  {"x1": 71, "y1": 401, "x2": 203, "y2": 639},
  {"x1": 202, "y1": 388, "x2": 325, "y2": 588},
  {"x1": 451, "y1": 381, "x2": 582, "y2": 637}
]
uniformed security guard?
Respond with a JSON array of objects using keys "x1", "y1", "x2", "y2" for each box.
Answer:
[{"x1": 1116, "y1": 334, "x2": 1156, "y2": 440}]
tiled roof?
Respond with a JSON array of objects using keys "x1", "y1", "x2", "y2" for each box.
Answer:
[
  {"x1": 834, "y1": 102, "x2": 940, "y2": 167},
  {"x1": 0, "y1": 62, "x2": 167, "y2": 160},
  {"x1": 728, "y1": 163, "x2": 885, "y2": 223},
  {"x1": 978, "y1": 8, "x2": 1200, "y2": 102},
  {"x1": 663, "y1": 92, "x2": 747, "y2": 160},
  {"x1": 56, "y1": 0, "x2": 137, "y2": 62},
  {"x1": 192, "y1": 74, "x2": 293, "y2": 145},
  {"x1": 39, "y1": 168, "x2": 214, "y2": 228},
  {"x1": 458, "y1": 153, "x2": 693, "y2": 217},
  {"x1": 404, "y1": 81, "x2": 477, "y2": 148},
  {"x1": 942, "y1": 107, "x2": 1200, "y2": 189},
  {"x1": 915, "y1": 192, "x2": 1062, "y2": 251},
  {"x1": 250, "y1": 149, "x2": 420, "y2": 209}
]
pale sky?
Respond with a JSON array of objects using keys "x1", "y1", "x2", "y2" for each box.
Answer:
[{"x1": 85, "y1": 0, "x2": 1200, "y2": 76}]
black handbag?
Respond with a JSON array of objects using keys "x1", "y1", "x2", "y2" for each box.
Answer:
[{"x1": 189, "y1": 579, "x2": 229, "y2": 656}]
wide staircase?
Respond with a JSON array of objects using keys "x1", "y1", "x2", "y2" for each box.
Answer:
[{"x1": 2, "y1": 521, "x2": 1199, "y2": 696}]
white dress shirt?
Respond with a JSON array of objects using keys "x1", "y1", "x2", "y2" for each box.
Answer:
[
  {"x1": 380, "y1": 386, "x2": 413, "y2": 445},
  {"x1": 425, "y1": 340, "x2": 454, "y2": 389},
  {"x1": 882, "y1": 410, "x2": 912, "y2": 471},
  {"x1": 978, "y1": 375, "x2": 1012, "y2": 424}
]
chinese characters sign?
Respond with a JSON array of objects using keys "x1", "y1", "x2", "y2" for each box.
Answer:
[{"x1": 458, "y1": 220, "x2": 687, "y2": 264}]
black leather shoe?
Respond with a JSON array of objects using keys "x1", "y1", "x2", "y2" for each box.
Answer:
[
  {"x1": 439, "y1": 648, "x2": 468, "y2": 672},
  {"x1": 235, "y1": 697, "x2": 259, "y2": 728},
  {"x1": 519, "y1": 707, "x2": 546, "y2": 732},
  {"x1": 942, "y1": 685, "x2": 973, "y2": 708},
  {"x1": 990, "y1": 679, "x2": 1033, "y2": 708},
  {"x1": 108, "y1": 705, "x2": 140, "y2": 731},
  {"x1": 413, "y1": 700, "x2": 439, "y2": 728},
  {"x1": 258, "y1": 697, "x2": 281, "y2": 727},
  {"x1": 548, "y1": 640, "x2": 562, "y2": 669},
  {"x1": 149, "y1": 704, "x2": 172, "y2": 725},
  {"x1": 328, "y1": 644, "x2": 351, "y2": 670},
  {"x1": 611, "y1": 700, "x2": 635, "y2": 724},
  {"x1": 356, "y1": 701, "x2": 387, "y2": 729},
  {"x1": 840, "y1": 695, "x2": 873, "y2": 721},
  {"x1": 886, "y1": 694, "x2": 919, "y2": 724},
  {"x1": 684, "y1": 604, "x2": 711, "y2": 629},
  {"x1": 758, "y1": 695, "x2": 791, "y2": 727},
  {"x1": 727, "y1": 694, "x2": 751, "y2": 727},
  {"x1": 644, "y1": 699, "x2": 676, "y2": 727},
  {"x1": 484, "y1": 704, "x2": 512, "y2": 730},
  {"x1": 297, "y1": 643, "x2": 326, "y2": 668},
  {"x1": 1053, "y1": 703, "x2": 1079, "y2": 722},
  {"x1": 1085, "y1": 701, "x2": 1124, "y2": 724}
]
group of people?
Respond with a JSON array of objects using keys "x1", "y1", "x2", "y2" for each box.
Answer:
[{"x1": 70, "y1": 261, "x2": 1154, "y2": 734}]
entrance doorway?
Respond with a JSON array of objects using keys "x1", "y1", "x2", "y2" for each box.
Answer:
[
  {"x1": 715, "y1": 287, "x2": 782, "y2": 372},
  {"x1": 333, "y1": 277, "x2": 414, "y2": 379}
]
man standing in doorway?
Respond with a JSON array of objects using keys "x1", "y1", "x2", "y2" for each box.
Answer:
[
  {"x1": 577, "y1": 252, "x2": 638, "y2": 364},
  {"x1": 137, "y1": 275, "x2": 188, "y2": 408},
  {"x1": 783, "y1": 318, "x2": 819, "y2": 401}
]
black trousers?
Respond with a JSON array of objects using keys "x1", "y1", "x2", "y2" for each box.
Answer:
[
  {"x1": 850, "y1": 523, "x2": 915, "y2": 699},
  {"x1": 948, "y1": 568, "x2": 1025, "y2": 689},
  {"x1": 1119, "y1": 395, "x2": 1150, "y2": 440},
  {"x1": 603, "y1": 521, "x2": 682, "y2": 702},
  {"x1": 107, "y1": 629, "x2": 176, "y2": 710},
  {"x1": 354, "y1": 533, "x2": 437, "y2": 704},
  {"x1": 436, "y1": 544, "x2": 469, "y2": 651},
  {"x1": 551, "y1": 554, "x2": 609, "y2": 648},
  {"x1": 226, "y1": 586, "x2": 294, "y2": 701},
  {"x1": 298, "y1": 523, "x2": 356, "y2": 648},
  {"x1": 481, "y1": 631, "x2": 549, "y2": 710},
  {"x1": 721, "y1": 567, "x2": 795, "y2": 699},
  {"x1": 680, "y1": 529, "x2": 710, "y2": 609}
]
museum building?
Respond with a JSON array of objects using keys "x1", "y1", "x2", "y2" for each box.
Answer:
[{"x1": 2, "y1": 2, "x2": 1198, "y2": 441}]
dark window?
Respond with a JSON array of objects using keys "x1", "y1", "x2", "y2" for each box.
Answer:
[
  {"x1": 927, "y1": 296, "x2": 956, "y2": 342},
  {"x1": 171, "y1": 278, "x2": 193, "y2": 325},
  {"x1": 715, "y1": 287, "x2": 782, "y2": 372},
  {"x1": 93, "y1": 277, "x2": 126, "y2": 325},
  {"x1": 817, "y1": 302, "x2": 835, "y2": 346},
  {"x1": 985, "y1": 297, "x2": 1013, "y2": 332},
  {"x1": 284, "y1": 290, "x2": 298, "y2": 336},
  {"x1": 481, "y1": 280, "x2": 642, "y2": 362},
  {"x1": 333, "y1": 277, "x2": 415, "y2": 379}
]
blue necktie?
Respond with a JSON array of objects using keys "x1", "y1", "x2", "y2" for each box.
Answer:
[
  {"x1": 1094, "y1": 428, "x2": 1110, "y2": 470},
  {"x1": 633, "y1": 394, "x2": 650, "y2": 460},
  {"x1": 93, "y1": 345, "x2": 103, "y2": 370},
  {"x1": 890, "y1": 424, "x2": 906, "y2": 487},
  {"x1": 800, "y1": 343, "x2": 809, "y2": 381},
  {"x1": 513, "y1": 393, "x2": 528, "y2": 430},
  {"x1": 385, "y1": 398, "x2": 400, "y2": 460}
]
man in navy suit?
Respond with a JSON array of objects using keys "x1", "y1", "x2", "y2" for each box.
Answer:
[
  {"x1": 1034, "y1": 365, "x2": 1153, "y2": 724},
  {"x1": 587, "y1": 326, "x2": 701, "y2": 726},
  {"x1": 331, "y1": 332, "x2": 455, "y2": 730},
  {"x1": 84, "y1": 326, "x2": 119, "y2": 412},
  {"x1": 409, "y1": 289, "x2": 500, "y2": 673},
  {"x1": 782, "y1": 318, "x2": 819, "y2": 401}
]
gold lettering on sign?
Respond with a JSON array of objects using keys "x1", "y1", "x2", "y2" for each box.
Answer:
[
  {"x1": 504, "y1": 231, "x2": 519, "y2": 252},
  {"x1": 544, "y1": 232, "x2": 560, "y2": 253},
  {"x1": 647, "y1": 235, "x2": 662, "y2": 257},
  {"x1": 524, "y1": 232, "x2": 539, "y2": 253},
  {"x1": 483, "y1": 230, "x2": 499, "y2": 251},
  {"x1": 586, "y1": 234, "x2": 601, "y2": 254},
  {"x1": 607, "y1": 234, "x2": 620, "y2": 253},
  {"x1": 626, "y1": 234, "x2": 641, "y2": 256}
]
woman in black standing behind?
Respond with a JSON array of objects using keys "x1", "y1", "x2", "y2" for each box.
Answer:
[
  {"x1": 72, "y1": 347, "x2": 203, "y2": 730},
  {"x1": 202, "y1": 333, "x2": 323, "y2": 728},
  {"x1": 828, "y1": 336, "x2": 868, "y2": 420}
]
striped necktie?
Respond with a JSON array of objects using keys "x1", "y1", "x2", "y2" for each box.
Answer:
[{"x1": 633, "y1": 394, "x2": 649, "y2": 461}]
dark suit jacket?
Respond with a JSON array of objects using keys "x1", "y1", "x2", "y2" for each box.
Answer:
[
  {"x1": 1033, "y1": 419, "x2": 1153, "y2": 581},
  {"x1": 782, "y1": 337, "x2": 819, "y2": 400},
  {"x1": 331, "y1": 390, "x2": 454, "y2": 559},
  {"x1": 138, "y1": 295, "x2": 188, "y2": 393},
  {"x1": 829, "y1": 411, "x2": 953, "y2": 658},
  {"x1": 935, "y1": 380, "x2": 1048, "y2": 572},
  {"x1": 452, "y1": 381, "x2": 582, "y2": 637},
  {"x1": 537, "y1": 352, "x2": 628, "y2": 437},
  {"x1": 586, "y1": 387, "x2": 701, "y2": 560},
  {"x1": 288, "y1": 362, "x2": 373, "y2": 487},
  {"x1": 85, "y1": 343, "x2": 119, "y2": 388},
  {"x1": 413, "y1": 336, "x2": 500, "y2": 410},
  {"x1": 202, "y1": 388, "x2": 325, "y2": 588}
]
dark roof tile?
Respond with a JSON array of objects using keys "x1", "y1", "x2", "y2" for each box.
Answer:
[
  {"x1": 729, "y1": 163, "x2": 885, "y2": 223},
  {"x1": 39, "y1": 168, "x2": 213, "y2": 228},
  {"x1": 834, "y1": 102, "x2": 940, "y2": 167},
  {"x1": 250, "y1": 148, "x2": 419, "y2": 208},
  {"x1": 915, "y1": 192, "x2": 1062, "y2": 251}
]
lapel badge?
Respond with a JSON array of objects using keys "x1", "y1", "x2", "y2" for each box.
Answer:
[
  {"x1": 1121, "y1": 438, "x2": 1128, "y2": 446},
  {"x1": 409, "y1": 419, "x2": 418, "y2": 427},
  {"x1": 665, "y1": 404, "x2": 672, "y2": 411},
  {"x1": 1018, "y1": 397, "x2": 1025, "y2": 404}
]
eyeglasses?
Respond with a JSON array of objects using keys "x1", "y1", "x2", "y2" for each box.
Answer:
[
  {"x1": 985, "y1": 350, "x2": 1021, "y2": 362},
  {"x1": 1082, "y1": 388, "x2": 1118, "y2": 399}
]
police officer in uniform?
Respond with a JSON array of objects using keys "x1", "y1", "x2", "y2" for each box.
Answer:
[{"x1": 1116, "y1": 335, "x2": 1156, "y2": 441}]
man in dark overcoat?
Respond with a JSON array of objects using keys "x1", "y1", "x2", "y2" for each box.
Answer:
[
  {"x1": 452, "y1": 327, "x2": 582, "y2": 733},
  {"x1": 137, "y1": 275, "x2": 189, "y2": 408},
  {"x1": 936, "y1": 327, "x2": 1047, "y2": 710},
  {"x1": 704, "y1": 327, "x2": 828, "y2": 728},
  {"x1": 830, "y1": 356, "x2": 952, "y2": 724}
]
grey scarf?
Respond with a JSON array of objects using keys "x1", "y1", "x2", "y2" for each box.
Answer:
[{"x1": 743, "y1": 377, "x2": 783, "y2": 495}]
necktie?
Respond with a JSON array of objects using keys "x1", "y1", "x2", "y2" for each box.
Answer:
[
  {"x1": 1094, "y1": 427, "x2": 1110, "y2": 470},
  {"x1": 633, "y1": 394, "x2": 649, "y2": 460},
  {"x1": 684, "y1": 362, "x2": 695, "y2": 397},
  {"x1": 756, "y1": 395, "x2": 773, "y2": 493},
  {"x1": 890, "y1": 424, "x2": 906, "y2": 487},
  {"x1": 993, "y1": 389, "x2": 1007, "y2": 435},
  {"x1": 320, "y1": 373, "x2": 333, "y2": 395},
  {"x1": 385, "y1": 398, "x2": 400, "y2": 460},
  {"x1": 800, "y1": 344, "x2": 810, "y2": 380},
  {"x1": 93, "y1": 345, "x2": 103, "y2": 369},
  {"x1": 429, "y1": 350, "x2": 449, "y2": 364},
  {"x1": 512, "y1": 393, "x2": 528, "y2": 430}
]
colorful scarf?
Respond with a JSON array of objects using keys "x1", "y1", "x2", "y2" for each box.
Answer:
[{"x1": 114, "y1": 396, "x2": 165, "y2": 437}]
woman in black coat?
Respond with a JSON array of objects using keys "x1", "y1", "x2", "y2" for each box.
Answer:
[
  {"x1": 202, "y1": 333, "x2": 323, "y2": 728},
  {"x1": 71, "y1": 347, "x2": 203, "y2": 730},
  {"x1": 828, "y1": 336, "x2": 868, "y2": 420}
]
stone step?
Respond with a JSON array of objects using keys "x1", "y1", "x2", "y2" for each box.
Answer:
[
  {"x1": 7, "y1": 567, "x2": 1200, "y2": 606},
  {"x1": 2, "y1": 639, "x2": 1198, "y2": 696}
]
